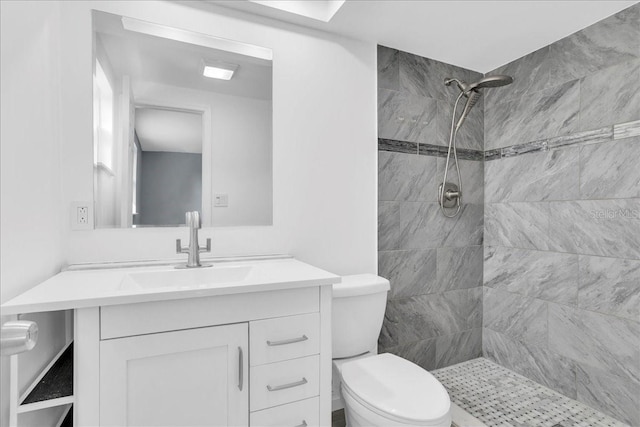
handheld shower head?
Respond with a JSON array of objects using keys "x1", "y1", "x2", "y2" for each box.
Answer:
[{"x1": 455, "y1": 90, "x2": 481, "y2": 131}]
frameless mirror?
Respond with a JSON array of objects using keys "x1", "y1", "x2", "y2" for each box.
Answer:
[{"x1": 92, "y1": 11, "x2": 273, "y2": 228}]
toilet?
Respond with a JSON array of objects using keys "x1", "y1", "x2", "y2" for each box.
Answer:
[{"x1": 332, "y1": 274, "x2": 451, "y2": 427}]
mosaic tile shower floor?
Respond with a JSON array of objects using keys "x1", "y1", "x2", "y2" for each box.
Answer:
[{"x1": 432, "y1": 358, "x2": 627, "y2": 427}]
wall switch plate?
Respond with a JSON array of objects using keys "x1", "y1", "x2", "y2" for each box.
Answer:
[
  {"x1": 71, "y1": 201, "x2": 93, "y2": 230},
  {"x1": 214, "y1": 194, "x2": 228, "y2": 207}
]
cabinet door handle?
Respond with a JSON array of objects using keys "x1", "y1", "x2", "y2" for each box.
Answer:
[
  {"x1": 238, "y1": 346, "x2": 243, "y2": 391},
  {"x1": 267, "y1": 377, "x2": 308, "y2": 392},
  {"x1": 294, "y1": 421, "x2": 307, "y2": 427},
  {"x1": 266, "y1": 335, "x2": 308, "y2": 346}
]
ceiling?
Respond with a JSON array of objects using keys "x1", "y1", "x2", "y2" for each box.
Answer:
[
  {"x1": 212, "y1": 0, "x2": 638, "y2": 72},
  {"x1": 135, "y1": 108, "x2": 202, "y2": 153},
  {"x1": 94, "y1": 11, "x2": 272, "y2": 100}
]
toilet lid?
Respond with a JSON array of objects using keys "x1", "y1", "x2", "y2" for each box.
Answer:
[{"x1": 341, "y1": 353, "x2": 450, "y2": 424}]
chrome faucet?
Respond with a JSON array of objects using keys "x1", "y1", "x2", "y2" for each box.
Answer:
[{"x1": 176, "y1": 211, "x2": 211, "y2": 268}]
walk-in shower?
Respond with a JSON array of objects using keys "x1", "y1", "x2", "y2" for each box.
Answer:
[{"x1": 438, "y1": 75, "x2": 513, "y2": 217}]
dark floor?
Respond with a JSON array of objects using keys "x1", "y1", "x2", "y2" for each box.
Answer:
[{"x1": 332, "y1": 409, "x2": 346, "y2": 427}]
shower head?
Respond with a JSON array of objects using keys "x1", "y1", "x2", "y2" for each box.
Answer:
[
  {"x1": 446, "y1": 74, "x2": 513, "y2": 131},
  {"x1": 466, "y1": 75, "x2": 513, "y2": 92},
  {"x1": 445, "y1": 74, "x2": 513, "y2": 95}
]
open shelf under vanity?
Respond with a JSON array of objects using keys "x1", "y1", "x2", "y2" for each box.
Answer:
[{"x1": 10, "y1": 338, "x2": 74, "y2": 426}]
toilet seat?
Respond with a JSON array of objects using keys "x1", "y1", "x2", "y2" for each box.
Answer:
[{"x1": 340, "y1": 353, "x2": 451, "y2": 426}]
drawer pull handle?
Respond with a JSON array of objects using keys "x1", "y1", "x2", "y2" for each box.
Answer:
[
  {"x1": 238, "y1": 346, "x2": 243, "y2": 391},
  {"x1": 267, "y1": 377, "x2": 308, "y2": 392},
  {"x1": 294, "y1": 421, "x2": 307, "y2": 427},
  {"x1": 266, "y1": 335, "x2": 308, "y2": 346}
]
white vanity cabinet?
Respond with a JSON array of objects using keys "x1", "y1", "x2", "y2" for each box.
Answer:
[
  {"x1": 74, "y1": 285, "x2": 332, "y2": 427},
  {"x1": 1, "y1": 258, "x2": 338, "y2": 427}
]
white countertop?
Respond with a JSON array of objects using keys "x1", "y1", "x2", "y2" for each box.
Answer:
[{"x1": 1, "y1": 258, "x2": 340, "y2": 315}]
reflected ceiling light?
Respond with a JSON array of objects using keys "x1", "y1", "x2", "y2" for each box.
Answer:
[
  {"x1": 202, "y1": 60, "x2": 238, "y2": 80},
  {"x1": 248, "y1": 0, "x2": 346, "y2": 22},
  {"x1": 121, "y1": 17, "x2": 272, "y2": 61}
]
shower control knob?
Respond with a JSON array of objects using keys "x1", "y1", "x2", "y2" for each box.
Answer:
[
  {"x1": 445, "y1": 190, "x2": 461, "y2": 200},
  {"x1": 439, "y1": 182, "x2": 461, "y2": 209}
]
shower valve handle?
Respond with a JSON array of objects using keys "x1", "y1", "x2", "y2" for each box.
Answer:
[{"x1": 444, "y1": 190, "x2": 460, "y2": 200}]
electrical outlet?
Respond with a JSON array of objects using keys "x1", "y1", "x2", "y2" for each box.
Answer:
[
  {"x1": 71, "y1": 202, "x2": 92, "y2": 230},
  {"x1": 77, "y1": 206, "x2": 88, "y2": 224}
]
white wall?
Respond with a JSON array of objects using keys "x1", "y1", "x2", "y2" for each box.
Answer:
[
  {"x1": 134, "y1": 81, "x2": 273, "y2": 226},
  {"x1": 1, "y1": 2, "x2": 68, "y2": 426},
  {"x1": 208, "y1": 91, "x2": 272, "y2": 227},
  {"x1": 60, "y1": 1, "x2": 378, "y2": 276},
  {"x1": 93, "y1": 35, "x2": 120, "y2": 228}
]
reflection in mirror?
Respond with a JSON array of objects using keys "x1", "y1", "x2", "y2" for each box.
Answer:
[
  {"x1": 92, "y1": 11, "x2": 273, "y2": 228},
  {"x1": 134, "y1": 108, "x2": 202, "y2": 226}
]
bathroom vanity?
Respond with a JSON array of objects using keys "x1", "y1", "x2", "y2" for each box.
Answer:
[{"x1": 2, "y1": 257, "x2": 339, "y2": 427}]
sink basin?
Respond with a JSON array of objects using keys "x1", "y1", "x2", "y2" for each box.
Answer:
[{"x1": 120, "y1": 265, "x2": 252, "y2": 290}]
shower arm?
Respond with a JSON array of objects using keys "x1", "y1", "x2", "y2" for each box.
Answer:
[{"x1": 444, "y1": 78, "x2": 467, "y2": 93}]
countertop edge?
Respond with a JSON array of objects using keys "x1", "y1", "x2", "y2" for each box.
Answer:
[{"x1": 1, "y1": 275, "x2": 340, "y2": 316}]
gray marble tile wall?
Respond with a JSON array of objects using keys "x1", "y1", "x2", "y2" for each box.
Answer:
[
  {"x1": 377, "y1": 46, "x2": 484, "y2": 371},
  {"x1": 484, "y1": 4, "x2": 640, "y2": 151},
  {"x1": 482, "y1": 5, "x2": 640, "y2": 425},
  {"x1": 378, "y1": 46, "x2": 484, "y2": 151}
]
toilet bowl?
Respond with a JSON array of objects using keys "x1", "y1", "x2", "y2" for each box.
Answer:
[
  {"x1": 332, "y1": 275, "x2": 451, "y2": 427},
  {"x1": 337, "y1": 353, "x2": 451, "y2": 427}
]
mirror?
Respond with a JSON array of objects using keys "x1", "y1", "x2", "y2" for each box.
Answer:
[{"x1": 92, "y1": 11, "x2": 273, "y2": 228}]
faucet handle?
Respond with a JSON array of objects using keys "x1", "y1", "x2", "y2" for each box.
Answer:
[
  {"x1": 199, "y1": 238, "x2": 211, "y2": 253},
  {"x1": 185, "y1": 211, "x2": 201, "y2": 229},
  {"x1": 176, "y1": 239, "x2": 188, "y2": 254}
]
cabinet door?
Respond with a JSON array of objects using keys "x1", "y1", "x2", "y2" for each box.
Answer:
[{"x1": 100, "y1": 323, "x2": 248, "y2": 426}]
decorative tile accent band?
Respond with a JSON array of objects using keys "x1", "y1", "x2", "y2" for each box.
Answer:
[
  {"x1": 546, "y1": 127, "x2": 613, "y2": 150},
  {"x1": 418, "y1": 143, "x2": 484, "y2": 161},
  {"x1": 484, "y1": 149, "x2": 501, "y2": 161},
  {"x1": 485, "y1": 120, "x2": 639, "y2": 161},
  {"x1": 379, "y1": 120, "x2": 640, "y2": 161},
  {"x1": 378, "y1": 139, "x2": 484, "y2": 161},
  {"x1": 614, "y1": 120, "x2": 640, "y2": 140},
  {"x1": 378, "y1": 138, "x2": 418, "y2": 154},
  {"x1": 501, "y1": 140, "x2": 548, "y2": 158}
]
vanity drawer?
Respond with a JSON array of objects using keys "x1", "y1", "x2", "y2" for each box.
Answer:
[
  {"x1": 100, "y1": 287, "x2": 319, "y2": 339},
  {"x1": 250, "y1": 313, "x2": 319, "y2": 366},
  {"x1": 250, "y1": 355, "x2": 319, "y2": 411},
  {"x1": 250, "y1": 397, "x2": 319, "y2": 427}
]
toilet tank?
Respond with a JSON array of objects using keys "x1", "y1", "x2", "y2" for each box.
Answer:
[{"x1": 332, "y1": 274, "x2": 390, "y2": 358}]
